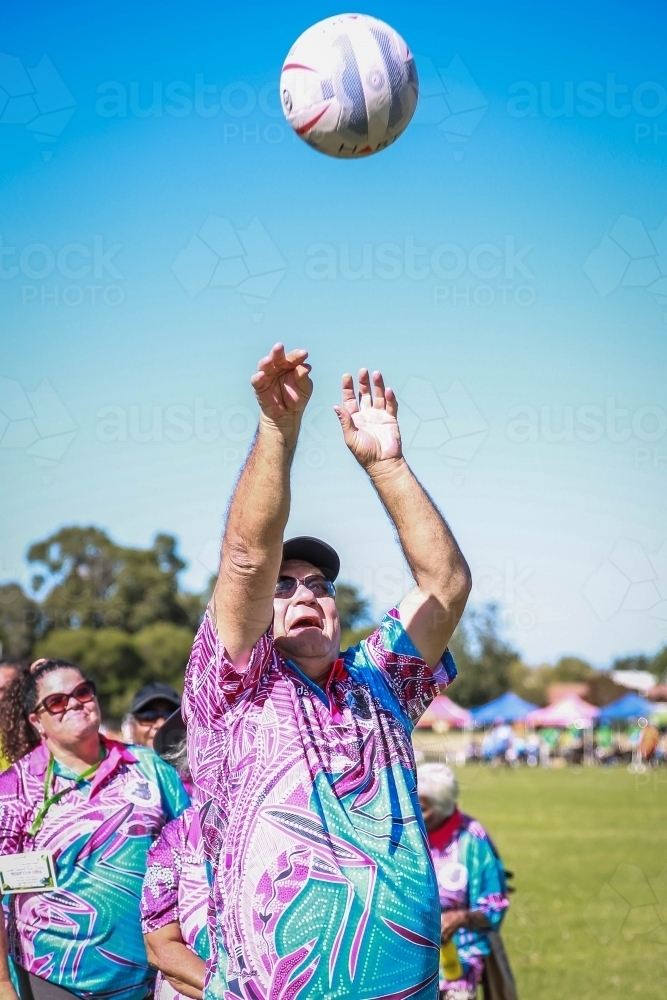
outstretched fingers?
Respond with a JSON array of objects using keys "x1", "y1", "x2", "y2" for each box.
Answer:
[
  {"x1": 357, "y1": 368, "x2": 373, "y2": 410},
  {"x1": 341, "y1": 373, "x2": 359, "y2": 413},
  {"x1": 372, "y1": 370, "x2": 387, "y2": 409}
]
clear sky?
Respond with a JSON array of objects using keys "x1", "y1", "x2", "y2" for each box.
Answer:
[{"x1": 1, "y1": 0, "x2": 666, "y2": 667}]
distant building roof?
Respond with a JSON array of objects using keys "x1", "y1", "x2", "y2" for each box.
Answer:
[{"x1": 610, "y1": 670, "x2": 657, "y2": 694}]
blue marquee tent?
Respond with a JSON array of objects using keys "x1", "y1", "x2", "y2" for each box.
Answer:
[
  {"x1": 598, "y1": 692, "x2": 655, "y2": 721},
  {"x1": 470, "y1": 691, "x2": 539, "y2": 726}
]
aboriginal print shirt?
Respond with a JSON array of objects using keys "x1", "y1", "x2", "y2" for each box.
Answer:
[
  {"x1": 141, "y1": 805, "x2": 211, "y2": 1000},
  {"x1": 183, "y1": 606, "x2": 457, "y2": 1000},
  {"x1": 428, "y1": 811, "x2": 509, "y2": 990},
  {"x1": 0, "y1": 737, "x2": 189, "y2": 1000}
]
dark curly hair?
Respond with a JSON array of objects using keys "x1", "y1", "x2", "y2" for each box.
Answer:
[{"x1": 0, "y1": 658, "x2": 85, "y2": 765}]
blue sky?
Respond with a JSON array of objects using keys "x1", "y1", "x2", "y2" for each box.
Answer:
[{"x1": 1, "y1": 0, "x2": 666, "y2": 667}]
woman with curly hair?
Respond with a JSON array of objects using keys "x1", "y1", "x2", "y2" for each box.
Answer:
[
  {"x1": 0, "y1": 658, "x2": 189, "y2": 1000},
  {"x1": 0, "y1": 661, "x2": 21, "y2": 771}
]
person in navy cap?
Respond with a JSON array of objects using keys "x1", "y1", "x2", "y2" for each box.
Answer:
[{"x1": 123, "y1": 682, "x2": 182, "y2": 749}]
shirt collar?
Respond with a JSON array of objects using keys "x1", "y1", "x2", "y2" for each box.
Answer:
[
  {"x1": 427, "y1": 808, "x2": 463, "y2": 851},
  {"x1": 88, "y1": 738, "x2": 137, "y2": 797},
  {"x1": 27, "y1": 735, "x2": 138, "y2": 796},
  {"x1": 284, "y1": 657, "x2": 347, "y2": 711}
]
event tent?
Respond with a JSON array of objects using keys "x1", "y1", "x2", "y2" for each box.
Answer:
[
  {"x1": 416, "y1": 695, "x2": 472, "y2": 729},
  {"x1": 598, "y1": 692, "x2": 655, "y2": 721},
  {"x1": 470, "y1": 692, "x2": 538, "y2": 726},
  {"x1": 526, "y1": 694, "x2": 599, "y2": 728}
]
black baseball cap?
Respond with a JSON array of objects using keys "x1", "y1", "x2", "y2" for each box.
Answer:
[
  {"x1": 130, "y1": 682, "x2": 181, "y2": 716},
  {"x1": 153, "y1": 707, "x2": 186, "y2": 758},
  {"x1": 281, "y1": 536, "x2": 340, "y2": 582}
]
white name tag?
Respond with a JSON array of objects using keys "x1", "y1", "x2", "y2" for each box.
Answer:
[{"x1": 0, "y1": 851, "x2": 58, "y2": 893}]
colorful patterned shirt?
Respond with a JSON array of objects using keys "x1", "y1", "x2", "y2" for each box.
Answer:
[
  {"x1": 183, "y1": 607, "x2": 457, "y2": 1000},
  {"x1": 141, "y1": 806, "x2": 211, "y2": 1000},
  {"x1": 0, "y1": 737, "x2": 189, "y2": 1000},
  {"x1": 427, "y1": 811, "x2": 509, "y2": 992}
]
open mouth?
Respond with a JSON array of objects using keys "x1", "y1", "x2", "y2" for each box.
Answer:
[{"x1": 288, "y1": 612, "x2": 322, "y2": 632}]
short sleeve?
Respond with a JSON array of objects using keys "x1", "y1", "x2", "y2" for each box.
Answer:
[
  {"x1": 141, "y1": 815, "x2": 184, "y2": 934},
  {"x1": 0, "y1": 765, "x2": 29, "y2": 855},
  {"x1": 154, "y1": 756, "x2": 190, "y2": 822},
  {"x1": 182, "y1": 608, "x2": 274, "y2": 729},
  {"x1": 353, "y1": 607, "x2": 457, "y2": 725},
  {"x1": 462, "y1": 826, "x2": 509, "y2": 931},
  {"x1": 133, "y1": 747, "x2": 190, "y2": 822}
]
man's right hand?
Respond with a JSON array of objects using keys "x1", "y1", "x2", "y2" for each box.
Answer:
[{"x1": 251, "y1": 344, "x2": 312, "y2": 449}]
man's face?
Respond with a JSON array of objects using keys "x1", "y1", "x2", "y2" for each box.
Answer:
[{"x1": 272, "y1": 559, "x2": 340, "y2": 665}]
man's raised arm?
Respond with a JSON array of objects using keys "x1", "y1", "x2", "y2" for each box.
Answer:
[
  {"x1": 212, "y1": 344, "x2": 312, "y2": 665},
  {"x1": 335, "y1": 368, "x2": 471, "y2": 668}
]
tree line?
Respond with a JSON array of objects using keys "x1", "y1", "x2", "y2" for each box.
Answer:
[{"x1": 1, "y1": 525, "x2": 665, "y2": 721}]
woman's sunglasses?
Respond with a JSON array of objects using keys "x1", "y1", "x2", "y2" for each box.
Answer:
[
  {"x1": 274, "y1": 575, "x2": 336, "y2": 599},
  {"x1": 35, "y1": 680, "x2": 97, "y2": 716}
]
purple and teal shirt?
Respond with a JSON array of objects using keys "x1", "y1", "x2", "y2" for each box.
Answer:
[
  {"x1": 427, "y1": 811, "x2": 509, "y2": 992},
  {"x1": 0, "y1": 737, "x2": 189, "y2": 1000},
  {"x1": 183, "y1": 606, "x2": 457, "y2": 1000},
  {"x1": 141, "y1": 805, "x2": 211, "y2": 1000}
]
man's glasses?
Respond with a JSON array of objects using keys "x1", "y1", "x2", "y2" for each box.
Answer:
[
  {"x1": 274, "y1": 575, "x2": 336, "y2": 599},
  {"x1": 35, "y1": 680, "x2": 97, "y2": 716}
]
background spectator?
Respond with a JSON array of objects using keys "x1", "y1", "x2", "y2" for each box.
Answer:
[
  {"x1": 122, "y1": 683, "x2": 182, "y2": 749},
  {"x1": 418, "y1": 762, "x2": 514, "y2": 1000},
  {"x1": 0, "y1": 658, "x2": 189, "y2": 1000}
]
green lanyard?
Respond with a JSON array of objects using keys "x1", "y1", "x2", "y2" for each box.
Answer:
[{"x1": 28, "y1": 753, "x2": 102, "y2": 838}]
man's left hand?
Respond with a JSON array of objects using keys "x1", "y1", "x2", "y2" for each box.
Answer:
[
  {"x1": 334, "y1": 369, "x2": 402, "y2": 470},
  {"x1": 441, "y1": 909, "x2": 469, "y2": 943}
]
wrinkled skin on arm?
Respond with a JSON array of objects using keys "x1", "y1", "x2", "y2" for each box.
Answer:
[
  {"x1": 212, "y1": 344, "x2": 313, "y2": 667},
  {"x1": 144, "y1": 922, "x2": 205, "y2": 1000},
  {"x1": 334, "y1": 368, "x2": 471, "y2": 666}
]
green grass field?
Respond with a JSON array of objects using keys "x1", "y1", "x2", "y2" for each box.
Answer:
[{"x1": 440, "y1": 764, "x2": 666, "y2": 999}]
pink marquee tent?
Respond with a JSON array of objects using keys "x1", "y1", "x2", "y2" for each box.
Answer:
[
  {"x1": 526, "y1": 694, "x2": 599, "y2": 728},
  {"x1": 416, "y1": 695, "x2": 472, "y2": 729}
]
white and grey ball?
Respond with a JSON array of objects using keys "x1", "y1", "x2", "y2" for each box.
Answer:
[{"x1": 280, "y1": 14, "x2": 419, "y2": 159}]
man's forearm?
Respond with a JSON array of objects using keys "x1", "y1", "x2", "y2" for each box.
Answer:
[
  {"x1": 368, "y1": 457, "x2": 470, "y2": 596},
  {"x1": 223, "y1": 417, "x2": 295, "y2": 568},
  {"x1": 145, "y1": 932, "x2": 205, "y2": 999},
  {"x1": 368, "y1": 457, "x2": 471, "y2": 663},
  {"x1": 214, "y1": 416, "x2": 299, "y2": 660}
]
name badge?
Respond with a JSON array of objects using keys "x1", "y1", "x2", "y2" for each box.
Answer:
[{"x1": 0, "y1": 851, "x2": 58, "y2": 893}]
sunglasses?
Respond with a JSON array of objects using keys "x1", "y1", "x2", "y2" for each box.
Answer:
[
  {"x1": 133, "y1": 705, "x2": 174, "y2": 723},
  {"x1": 35, "y1": 680, "x2": 97, "y2": 716},
  {"x1": 274, "y1": 575, "x2": 336, "y2": 599}
]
